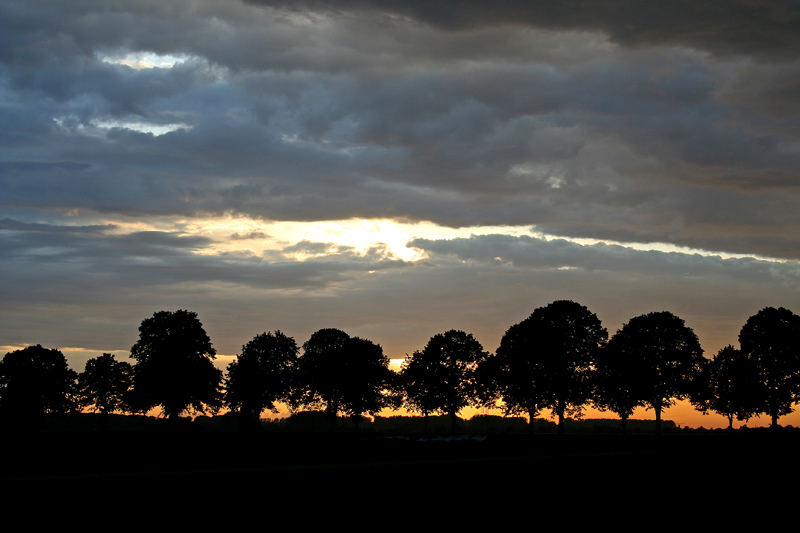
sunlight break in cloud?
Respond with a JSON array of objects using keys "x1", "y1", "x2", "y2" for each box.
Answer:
[
  {"x1": 99, "y1": 51, "x2": 191, "y2": 70},
  {"x1": 91, "y1": 119, "x2": 192, "y2": 136}
]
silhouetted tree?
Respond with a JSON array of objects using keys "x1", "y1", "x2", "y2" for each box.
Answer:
[
  {"x1": 337, "y1": 336, "x2": 400, "y2": 430},
  {"x1": 0, "y1": 345, "x2": 77, "y2": 425},
  {"x1": 400, "y1": 347, "x2": 445, "y2": 433},
  {"x1": 593, "y1": 342, "x2": 645, "y2": 433},
  {"x1": 473, "y1": 350, "x2": 503, "y2": 417},
  {"x1": 739, "y1": 306, "x2": 800, "y2": 429},
  {"x1": 608, "y1": 311, "x2": 704, "y2": 434},
  {"x1": 694, "y1": 345, "x2": 761, "y2": 429},
  {"x1": 129, "y1": 309, "x2": 222, "y2": 420},
  {"x1": 77, "y1": 353, "x2": 133, "y2": 415},
  {"x1": 481, "y1": 320, "x2": 550, "y2": 432},
  {"x1": 225, "y1": 330, "x2": 299, "y2": 430},
  {"x1": 402, "y1": 330, "x2": 488, "y2": 433},
  {"x1": 294, "y1": 328, "x2": 351, "y2": 431},
  {"x1": 515, "y1": 300, "x2": 607, "y2": 434}
]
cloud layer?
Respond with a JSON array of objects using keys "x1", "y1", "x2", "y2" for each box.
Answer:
[{"x1": 2, "y1": 1, "x2": 799, "y2": 256}]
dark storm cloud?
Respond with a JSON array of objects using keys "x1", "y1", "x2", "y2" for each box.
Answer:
[
  {"x1": 250, "y1": 0, "x2": 800, "y2": 59},
  {"x1": 2, "y1": 0, "x2": 800, "y2": 258}
]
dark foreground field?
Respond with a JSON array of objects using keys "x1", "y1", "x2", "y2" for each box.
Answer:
[{"x1": 3, "y1": 422, "x2": 799, "y2": 523}]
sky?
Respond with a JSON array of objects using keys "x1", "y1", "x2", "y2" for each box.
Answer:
[{"x1": 2, "y1": 0, "x2": 800, "y2": 428}]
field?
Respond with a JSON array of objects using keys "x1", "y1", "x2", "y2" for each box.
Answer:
[{"x1": 2, "y1": 414, "x2": 797, "y2": 523}]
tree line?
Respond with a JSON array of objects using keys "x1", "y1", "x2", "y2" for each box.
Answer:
[{"x1": 1, "y1": 301, "x2": 799, "y2": 433}]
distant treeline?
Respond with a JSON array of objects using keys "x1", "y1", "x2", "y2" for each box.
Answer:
[
  {"x1": 1, "y1": 300, "x2": 799, "y2": 433},
  {"x1": 24, "y1": 411, "x2": 681, "y2": 434}
]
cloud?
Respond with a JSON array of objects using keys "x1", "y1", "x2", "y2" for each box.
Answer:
[
  {"x1": 248, "y1": 0, "x2": 800, "y2": 59},
  {"x1": 410, "y1": 234, "x2": 800, "y2": 285},
  {"x1": 1, "y1": 218, "x2": 796, "y2": 361}
]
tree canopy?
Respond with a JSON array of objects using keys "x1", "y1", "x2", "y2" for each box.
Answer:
[
  {"x1": 129, "y1": 309, "x2": 222, "y2": 419},
  {"x1": 694, "y1": 345, "x2": 761, "y2": 429},
  {"x1": 336, "y1": 336, "x2": 399, "y2": 424},
  {"x1": 739, "y1": 306, "x2": 800, "y2": 428},
  {"x1": 402, "y1": 330, "x2": 488, "y2": 432},
  {"x1": 294, "y1": 328, "x2": 351, "y2": 422},
  {"x1": 225, "y1": 330, "x2": 299, "y2": 427},
  {"x1": 593, "y1": 340, "x2": 646, "y2": 432},
  {"x1": 607, "y1": 311, "x2": 704, "y2": 434},
  {"x1": 511, "y1": 300, "x2": 607, "y2": 433},
  {"x1": 400, "y1": 344, "x2": 446, "y2": 428},
  {"x1": 0, "y1": 345, "x2": 77, "y2": 423},
  {"x1": 484, "y1": 319, "x2": 550, "y2": 430},
  {"x1": 294, "y1": 328, "x2": 397, "y2": 430},
  {"x1": 77, "y1": 353, "x2": 133, "y2": 415}
]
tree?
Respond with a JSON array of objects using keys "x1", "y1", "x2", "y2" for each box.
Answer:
[
  {"x1": 400, "y1": 346, "x2": 446, "y2": 433},
  {"x1": 129, "y1": 310, "x2": 222, "y2": 420},
  {"x1": 77, "y1": 353, "x2": 133, "y2": 415},
  {"x1": 607, "y1": 311, "x2": 705, "y2": 434},
  {"x1": 593, "y1": 341, "x2": 646, "y2": 433},
  {"x1": 337, "y1": 336, "x2": 399, "y2": 430},
  {"x1": 225, "y1": 330, "x2": 298, "y2": 429},
  {"x1": 507, "y1": 300, "x2": 607, "y2": 434},
  {"x1": 401, "y1": 330, "x2": 488, "y2": 433},
  {"x1": 294, "y1": 328, "x2": 351, "y2": 430},
  {"x1": 0, "y1": 345, "x2": 78, "y2": 424},
  {"x1": 739, "y1": 306, "x2": 800, "y2": 428},
  {"x1": 694, "y1": 345, "x2": 761, "y2": 429},
  {"x1": 480, "y1": 320, "x2": 549, "y2": 432},
  {"x1": 294, "y1": 328, "x2": 397, "y2": 431}
]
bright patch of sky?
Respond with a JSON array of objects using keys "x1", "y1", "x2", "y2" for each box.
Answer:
[
  {"x1": 97, "y1": 214, "x2": 794, "y2": 264},
  {"x1": 52, "y1": 116, "x2": 191, "y2": 137},
  {"x1": 91, "y1": 119, "x2": 191, "y2": 136},
  {"x1": 99, "y1": 51, "x2": 191, "y2": 70}
]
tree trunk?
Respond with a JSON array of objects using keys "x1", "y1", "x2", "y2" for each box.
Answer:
[
  {"x1": 556, "y1": 402, "x2": 565, "y2": 435},
  {"x1": 327, "y1": 402, "x2": 337, "y2": 432},
  {"x1": 423, "y1": 412, "x2": 429, "y2": 434},
  {"x1": 771, "y1": 412, "x2": 779, "y2": 429},
  {"x1": 727, "y1": 414, "x2": 733, "y2": 430},
  {"x1": 528, "y1": 407, "x2": 536, "y2": 434},
  {"x1": 449, "y1": 411, "x2": 457, "y2": 434},
  {"x1": 239, "y1": 408, "x2": 259, "y2": 432},
  {"x1": 655, "y1": 404, "x2": 662, "y2": 436},
  {"x1": 620, "y1": 415, "x2": 627, "y2": 435}
]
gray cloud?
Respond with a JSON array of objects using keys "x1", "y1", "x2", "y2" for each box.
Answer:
[
  {"x1": 2, "y1": 221, "x2": 797, "y2": 361},
  {"x1": 249, "y1": 0, "x2": 800, "y2": 59},
  {"x1": 230, "y1": 230, "x2": 269, "y2": 240},
  {"x1": 0, "y1": 219, "x2": 408, "y2": 304},
  {"x1": 410, "y1": 234, "x2": 800, "y2": 286}
]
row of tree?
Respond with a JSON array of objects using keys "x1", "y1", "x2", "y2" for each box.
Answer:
[{"x1": 1, "y1": 302, "x2": 799, "y2": 432}]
